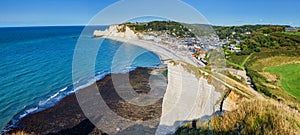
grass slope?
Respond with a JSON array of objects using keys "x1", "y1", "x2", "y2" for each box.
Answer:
[
  {"x1": 244, "y1": 50, "x2": 300, "y2": 110},
  {"x1": 227, "y1": 53, "x2": 254, "y2": 70},
  {"x1": 175, "y1": 100, "x2": 300, "y2": 135},
  {"x1": 266, "y1": 64, "x2": 300, "y2": 99}
]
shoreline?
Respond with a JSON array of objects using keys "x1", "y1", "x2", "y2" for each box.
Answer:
[
  {"x1": 102, "y1": 36, "x2": 203, "y2": 67},
  {"x1": 6, "y1": 67, "x2": 167, "y2": 135}
]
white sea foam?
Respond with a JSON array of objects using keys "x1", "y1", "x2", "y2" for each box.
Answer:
[
  {"x1": 59, "y1": 87, "x2": 68, "y2": 92},
  {"x1": 25, "y1": 107, "x2": 38, "y2": 114},
  {"x1": 72, "y1": 72, "x2": 109, "y2": 92}
]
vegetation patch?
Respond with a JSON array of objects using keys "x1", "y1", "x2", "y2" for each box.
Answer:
[
  {"x1": 228, "y1": 55, "x2": 249, "y2": 66},
  {"x1": 175, "y1": 100, "x2": 300, "y2": 135},
  {"x1": 282, "y1": 32, "x2": 300, "y2": 36},
  {"x1": 245, "y1": 50, "x2": 300, "y2": 110},
  {"x1": 265, "y1": 64, "x2": 300, "y2": 99},
  {"x1": 125, "y1": 21, "x2": 196, "y2": 37},
  {"x1": 226, "y1": 59, "x2": 245, "y2": 70}
]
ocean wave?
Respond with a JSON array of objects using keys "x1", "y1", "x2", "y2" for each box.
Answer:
[
  {"x1": 3, "y1": 86, "x2": 72, "y2": 134},
  {"x1": 3, "y1": 72, "x2": 110, "y2": 134},
  {"x1": 18, "y1": 86, "x2": 72, "y2": 120},
  {"x1": 3, "y1": 65, "x2": 161, "y2": 134},
  {"x1": 72, "y1": 79, "x2": 96, "y2": 92},
  {"x1": 72, "y1": 72, "x2": 109, "y2": 92},
  {"x1": 59, "y1": 86, "x2": 68, "y2": 92}
]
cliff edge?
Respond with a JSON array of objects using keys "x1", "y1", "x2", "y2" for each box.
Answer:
[{"x1": 94, "y1": 24, "x2": 139, "y2": 39}]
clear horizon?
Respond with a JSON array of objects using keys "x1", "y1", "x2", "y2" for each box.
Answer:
[
  {"x1": 0, "y1": 23, "x2": 296, "y2": 28},
  {"x1": 0, "y1": 0, "x2": 299, "y2": 27}
]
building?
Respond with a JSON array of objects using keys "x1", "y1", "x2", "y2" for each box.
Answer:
[
  {"x1": 285, "y1": 27, "x2": 298, "y2": 32},
  {"x1": 143, "y1": 35, "x2": 155, "y2": 40},
  {"x1": 198, "y1": 50, "x2": 206, "y2": 59},
  {"x1": 228, "y1": 44, "x2": 241, "y2": 53},
  {"x1": 245, "y1": 31, "x2": 251, "y2": 35}
]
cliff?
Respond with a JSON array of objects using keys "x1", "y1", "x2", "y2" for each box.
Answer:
[
  {"x1": 94, "y1": 25, "x2": 139, "y2": 39},
  {"x1": 156, "y1": 62, "x2": 224, "y2": 134}
]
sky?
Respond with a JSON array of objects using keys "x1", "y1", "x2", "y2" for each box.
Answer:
[{"x1": 0, "y1": 0, "x2": 299, "y2": 27}]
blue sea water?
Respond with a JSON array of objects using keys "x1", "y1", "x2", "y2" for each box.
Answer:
[{"x1": 0, "y1": 26, "x2": 161, "y2": 131}]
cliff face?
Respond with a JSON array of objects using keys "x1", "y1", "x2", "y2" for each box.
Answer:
[
  {"x1": 156, "y1": 62, "x2": 223, "y2": 134},
  {"x1": 94, "y1": 25, "x2": 139, "y2": 39}
]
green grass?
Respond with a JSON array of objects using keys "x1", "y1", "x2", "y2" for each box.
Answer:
[
  {"x1": 228, "y1": 55, "x2": 248, "y2": 65},
  {"x1": 226, "y1": 59, "x2": 245, "y2": 70},
  {"x1": 241, "y1": 53, "x2": 254, "y2": 66},
  {"x1": 265, "y1": 63, "x2": 300, "y2": 99},
  {"x1": 282, "y1": 32, "x2": 300, "y2": 36},
  {"x1": 227, "y1": 53, "x2": 254, "y2": 70}
]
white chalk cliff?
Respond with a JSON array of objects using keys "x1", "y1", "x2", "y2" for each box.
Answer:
[
  {"x1": 94, "y1": 25, "x2": 139, "y2": 39},
  {"x1": 156, "y1": 63, "x2": 222, "y2": 135}
]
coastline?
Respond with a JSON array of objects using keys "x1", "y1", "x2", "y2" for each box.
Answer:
[
  {"x1": 3, "y1": 36, "x2": 173, "y2": 134},
  {"x1": 102, "y1": 36, "x2": 202, "y2": 67},
  {"x1": 4, "y1": 35, "x2": 204, "y2": 134},
  {"x1": 6, "y1": 67, "x2": 167, "y2": 135},
  {"x1": 0, "y1": 38, "x2": 169, "y2": 134}
]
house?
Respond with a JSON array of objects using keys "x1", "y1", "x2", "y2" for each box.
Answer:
[
  {"x1": 143, "y1": 35, "x2": 155, "y2": 41},
  {"x1": 154, "y1": 37, "x2": 162, "y2": 42},
  {"x1": 198, "y1": 50, "x2": 206, "y2": 59},
  {"x1": 285, "y1": 27, "x2": 298, "y2": 32},
  {"x1": 200, "y1": 58, "x2": 208, "y2": 65},
  {"x1": 245, "y1": 31, "x2": 251, "y2": 35},
  {"x1": 229, "y1": 44, "x2": 235, "y2": 50},
  {"x1": 234, "y1": 47, "x2": 241, "y2": 53},
  {"x1": 228, "y1": 44, "x2": 240, "y2": 52},
  {"x1": 194, "y1": 44, "x2": 201, "y2": 49}
]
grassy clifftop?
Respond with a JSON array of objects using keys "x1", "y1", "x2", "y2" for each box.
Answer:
[
  {"x1": 125, "y1": 21, "x2": 214, "y2": 37},
  {"x1": 176, "y1": 99, "x2": 300, "y2": 135}
]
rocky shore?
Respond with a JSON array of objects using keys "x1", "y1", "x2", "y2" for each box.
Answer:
[{"x1": 6, "y1": 67, "x2": 167, "y2": 135}]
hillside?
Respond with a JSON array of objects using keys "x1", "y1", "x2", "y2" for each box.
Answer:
[
  {"x1": 125, "y1": 21, "x2": 215, "y2": 37},
  {"x1": 220, "y1": 24, "x2": 300, "y2": 109},
  {"x1": 175, "y1": 99, "x2": 300, "y2": 134},
  {"x1": 175, "y1": 25, "x2": 300, "y2": 134}
]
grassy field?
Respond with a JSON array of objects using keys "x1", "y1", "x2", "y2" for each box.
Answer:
[
  {"x1": 266, "y1": 64, "x2": 300, "y2": 99},
  {"x1": 244, "y1": 50, "x2": 300, "y2": 110},
  {"x1": 283, "y1": 32, "x2": 300, "y2": 36}
]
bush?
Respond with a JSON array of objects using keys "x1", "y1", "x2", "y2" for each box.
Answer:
[{"x1": 254, "y1": 47, "x2": 261, "y2": 52}]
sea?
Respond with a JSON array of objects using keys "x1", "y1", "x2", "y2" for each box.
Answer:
[{"x1": 0, "y1": 26, "x2": 161, "y2": 132}]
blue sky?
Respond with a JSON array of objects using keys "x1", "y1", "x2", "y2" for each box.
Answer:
[{"x1": 0, "y1": 0, "x2": 299, "y2": 27}]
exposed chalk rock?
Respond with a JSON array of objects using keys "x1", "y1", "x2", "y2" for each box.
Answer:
[
  {"x1": 156, "y1": 63, "x2": 222, "y2": 135},
  {"x1": 94, "y1": 25, "x2": 138, "y2": 39}
]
